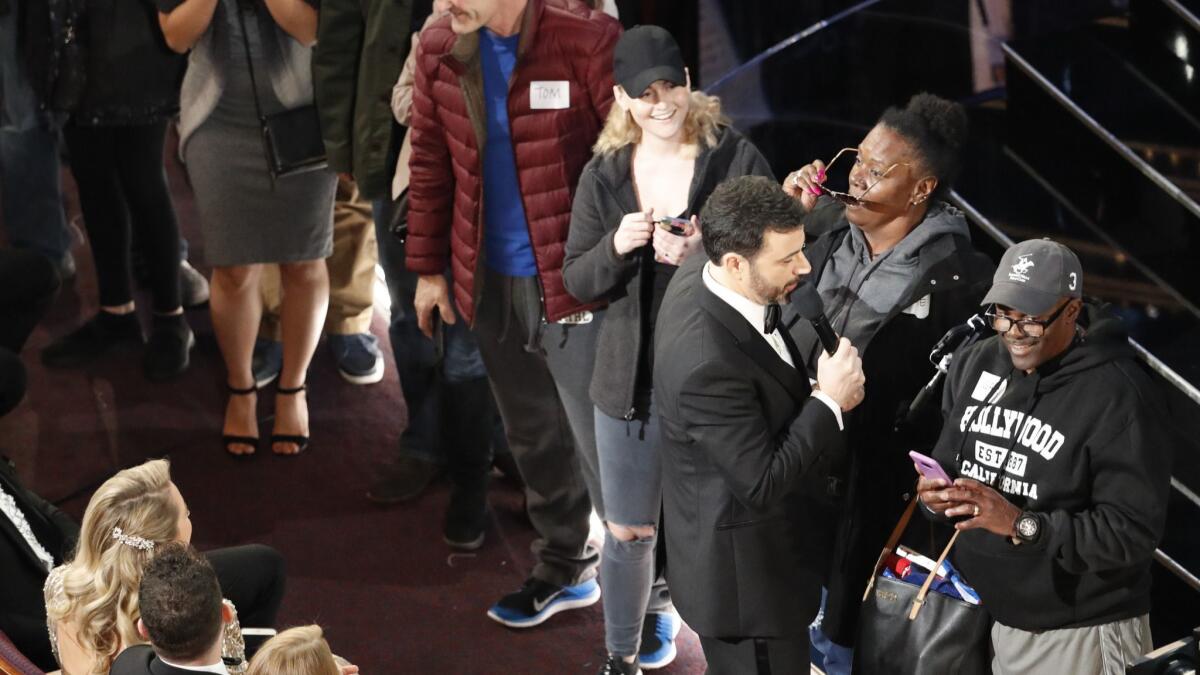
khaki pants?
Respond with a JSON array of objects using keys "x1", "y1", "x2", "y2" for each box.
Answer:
[
  {"x1": 260, "y1": 176, "x2": 377, "y2": 339},
  {"x1": 991, "y1": 614, "x2": 1152, "y2": 675}
]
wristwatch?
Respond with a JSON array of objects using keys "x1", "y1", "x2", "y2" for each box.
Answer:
[{"x1": 1011, "y1": 511, "x2": 1042, "y2": 545}]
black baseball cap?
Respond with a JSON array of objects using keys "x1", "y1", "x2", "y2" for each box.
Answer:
[
  {"x1": 613, "y1": 25, "x2": 686, "y2": 98},
  {"x1": 981, "y1": 238, "x2": 1083, "y2": 316}
]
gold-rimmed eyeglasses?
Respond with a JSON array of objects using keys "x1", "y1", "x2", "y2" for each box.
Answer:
[{"x1": 815, "y1": 147, "x2": 911, "y2": 207}]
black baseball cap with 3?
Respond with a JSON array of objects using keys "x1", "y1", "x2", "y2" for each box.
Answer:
[
  {"x1": 981, "y1": 238, "x2": 1083, "y2": 316},
  {"x1": 613, "y1": 25, "x2": 686, "y2": 98}
]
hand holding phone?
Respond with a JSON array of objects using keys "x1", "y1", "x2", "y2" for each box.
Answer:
[
  {"x1": 909, "y1": 450, "x2": 952, "y2": 484},
  {"x1": 655, "y1": 216, "x2": 690, "y2": 236}
]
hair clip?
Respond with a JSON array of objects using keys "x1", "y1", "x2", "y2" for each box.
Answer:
[{"x1": 111, "y1": 527, "x2": 155, "y2": 551}]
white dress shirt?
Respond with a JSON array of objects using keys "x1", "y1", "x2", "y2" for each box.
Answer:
[
  {"x1": 703, "y1": 262, "x2": 843, "y2": 429},
  {"x1": 158, "y1": 657, "x2": 230, "y2": 674}
]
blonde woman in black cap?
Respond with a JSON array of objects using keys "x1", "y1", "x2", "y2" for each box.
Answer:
[{"x1": 562, "y1": 24, "x2": 773, "y2": 675}]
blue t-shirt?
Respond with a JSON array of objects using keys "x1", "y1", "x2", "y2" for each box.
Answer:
[{"x1": 479, "y1": 29, "x2": 537, "y2": 277}]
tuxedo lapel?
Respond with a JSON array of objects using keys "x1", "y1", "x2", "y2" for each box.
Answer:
[
  {"x1": 696, "y1": 280, "x2": 809, "y2": 403},
  {"x1": 0, "y1": 472, "x2": 57, "y2": 573}
]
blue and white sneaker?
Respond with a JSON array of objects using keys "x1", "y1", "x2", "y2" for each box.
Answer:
[
  {"x1": 638, "y1": 610, "x2": 682, "y2": 669},
  {"x1": 487, "y1": 577, "x2": 601, "y2": 628}
]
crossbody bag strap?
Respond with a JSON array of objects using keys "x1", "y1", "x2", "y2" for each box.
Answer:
[
  {"x1": 861, "y1": 374, "x2": 1008, "y2": 605},
  {"x1": 908, "y1": 529, "x2": 961, "y2": 620},
  {"x1": 862, "y1": 495, "x2": 918, "y2": 601},
  {"x1": 232, "y1": 0, "x2": 267, "y2": 124}
]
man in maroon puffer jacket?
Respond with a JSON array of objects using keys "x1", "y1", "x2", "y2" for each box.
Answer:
[{"x1": 407, "y1": 0, "x2": 619, "y2": 627}]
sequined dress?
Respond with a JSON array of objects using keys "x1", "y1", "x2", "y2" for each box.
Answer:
[{"x1": 43, "y1": 565, "x2": 248, "y2": 673}]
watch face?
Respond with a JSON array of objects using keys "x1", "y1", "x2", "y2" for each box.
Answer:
[{"x1": 1017, "y1": 515, "x2": 1039, "y2": 539}]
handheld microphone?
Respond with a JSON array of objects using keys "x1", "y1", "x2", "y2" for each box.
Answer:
[{"x1": 793, "y1": 281, "x2": 839, "y2": 355}]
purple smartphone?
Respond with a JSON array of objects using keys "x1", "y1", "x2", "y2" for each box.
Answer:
[
  {"x1": 909, "y1": 450, "x2": 952, "y2": 483},
  {"x1": 655, "y1": 216, "x2": 689, "y2": 236}
]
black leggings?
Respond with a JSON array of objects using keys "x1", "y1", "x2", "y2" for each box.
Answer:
[{"x1": 63, "y1": 121, "x2": 181, "y2": 313}]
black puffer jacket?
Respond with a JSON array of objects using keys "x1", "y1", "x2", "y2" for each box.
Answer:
[
  {"x1": 25, "y1": 0, "x2": 184, "y2": 124},
  {"x1": 562, "y1": 125, "x2": 773, "y2": 420}
]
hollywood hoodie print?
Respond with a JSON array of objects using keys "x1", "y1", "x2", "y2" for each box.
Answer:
[{"x1": 929, "y1": 302, "x2": 1172, "y2": 631}]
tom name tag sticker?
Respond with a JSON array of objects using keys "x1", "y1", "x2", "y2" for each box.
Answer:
[{"x1": 530, "y1": 81, "x2": 570, "y2": 110}]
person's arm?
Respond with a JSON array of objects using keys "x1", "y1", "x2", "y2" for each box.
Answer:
[
  {"x1": 677, "y1": 357, "x2": 844, "y2": 511},
  {"x1": 262, "y1": 0, "x2": 318, "y2": 46},
  {"x1": 404, "y1": 33, "x2": 453, "y2": 278},
  {"x1": 312, "y1": 0, "x2": 362, "y2": 172},
  {"x1": 390, "y1": 33, "x2": 420, "y2": 126},
  {"x1": 561, "y1": 171, "x2": 640, "y2": 302},
  {"x1": 392, "y1": 11, "x2": 440, "y2": 126},
  {"x1": 1032, "y1": 408, "x2": 1170, "y2": 571},
  {"x1": 156, "y1": 0, "x2": 219, "y2": 54},
  {"x1": 582, "y1": 17, "x2": 620, "y2": 125}
]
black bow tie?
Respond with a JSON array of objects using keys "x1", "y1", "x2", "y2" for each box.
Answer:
[{"x1": 763, "y1": 303, "x2": 781, "y2": 334}]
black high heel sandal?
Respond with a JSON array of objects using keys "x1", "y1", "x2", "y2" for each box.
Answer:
[
  {"x1": 271, "y1": 383, "x2": 309, "y2": 455},
  {"x1": 223, "y1": 381, "x2": 259, "y2": 456}
]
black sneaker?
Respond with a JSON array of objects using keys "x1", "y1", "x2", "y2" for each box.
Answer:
[
  {"x1": 443, "y1": 482, "x2": 487, "y2": 550},
  {"x1": 143, "y1": 314, "x2": 195, "y2": 381},
  {"x1": 365, "y1": 455, "x2": 443, "y2": 504},
  {"x1": 486, "y1": 577, "x2": 601, "y2": 628},
  {"x1": 329, "y1": 333, "x2": 384, "y2": 385},
  {"x1": 42, "y1": 312, "x2": 144, "y2": 368},
  {"x1": 598, "y1": 655, "x2": 641, "y2": 675}
]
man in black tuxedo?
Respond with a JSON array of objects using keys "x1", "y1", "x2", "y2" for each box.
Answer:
[
  {"x1": 654, "y1": 176, "x2": 866, "y2": 674},
  {"x1": 111, "y1": 543, "x2": 232, "y2": 675},
  {"x1": 0, "y1": 457, "x2": 78, "y2": 670}
]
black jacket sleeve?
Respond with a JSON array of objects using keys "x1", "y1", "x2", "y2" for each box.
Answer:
[
  {"x1": 1036, "y1": 379, "x2": 1171, "y2": 574},
  {"x1": 676, "y1": 357, "x2": 844, "y2": 511},
  {"x1": 562, "y1": 167, "x2": 639, "y2": 303},
  {"x1": 312, "y1": 0, "x2": 362, "y2": 172}
]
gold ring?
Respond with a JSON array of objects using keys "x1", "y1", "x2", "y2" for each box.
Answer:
[
  {"x1": 792, "y1": 173, "x2": 802, "y2": 187},
  {"x1": 973, "y1": 504, "x2": 981, "y2": 516}
]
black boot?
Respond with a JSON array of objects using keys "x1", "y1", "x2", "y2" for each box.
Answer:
[
  {"x1": 42, "y1": 311, "x2": 144, "y2": 368},
  {"x1": 441, "y1": 377, "x2": 494, "y2": 550},
  {"x1": 143, "y1": 313, "x2": 194, "y2": 381}
]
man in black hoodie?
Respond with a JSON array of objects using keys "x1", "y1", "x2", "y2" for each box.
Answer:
[{"x1": 918, "y1": 239, "x2": 1171, "y2": 675}]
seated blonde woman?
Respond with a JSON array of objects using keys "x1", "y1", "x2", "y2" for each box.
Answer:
[
  {"x1": 43, "y1": 459, "x2": 248, "y2": 675},
  {"x1": 247, "y1": 625, "x2": 357, "y2": 675}
]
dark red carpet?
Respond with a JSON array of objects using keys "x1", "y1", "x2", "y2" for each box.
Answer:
[{"x1": 0, "y1": 150, "x2": 707, "y2": 673}]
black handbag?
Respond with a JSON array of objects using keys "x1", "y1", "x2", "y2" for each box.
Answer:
[
  {"x1": 852, "y1": 497, "x2": 991, "y2": 675},
  {"x1": 234, "y1": 2, "x2": 327, "y2": 181}
]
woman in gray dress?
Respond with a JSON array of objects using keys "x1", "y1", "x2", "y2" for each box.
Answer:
[{"x1": 157, "y1": 0, "x2": 334, "y2": 455}]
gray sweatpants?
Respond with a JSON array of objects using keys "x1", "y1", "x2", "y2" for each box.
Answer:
[{"x1": 991, "y1": 614, "x2": 1152, "y2": 675}]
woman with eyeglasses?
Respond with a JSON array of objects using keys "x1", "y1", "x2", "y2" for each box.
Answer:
[
  {"x1": 781, "y1": 93, "x2": 995, "y2": 674},
  {"x1": 562, "y1": 25, "x2": 773, "y2": 675}
]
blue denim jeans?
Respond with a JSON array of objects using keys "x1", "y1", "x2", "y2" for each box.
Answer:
[
  {"x1": 371, "y1": 198, "x2": 507, "y2": 462},
  {"x1": 810, "y1": 587, "x2": 854, "y2": 675},
  {"x1": 0, "y1": 10, "x2": 70, "y2": 262}
]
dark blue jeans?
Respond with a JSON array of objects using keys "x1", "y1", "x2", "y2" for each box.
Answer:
[
  {"x1": 371, "y1": 198, "x2": 507, "y2": 463},
  {"x1": 0, "y1": 8, "x2": 70, "y2": 263}
]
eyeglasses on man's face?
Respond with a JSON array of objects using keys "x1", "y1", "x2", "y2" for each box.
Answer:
[
  {"x1": 984, "y1": 301, "x2": 1071, "y2": 337},
  {"x1": 815, "y1": 147, "x2": 910, "y2": 207}
]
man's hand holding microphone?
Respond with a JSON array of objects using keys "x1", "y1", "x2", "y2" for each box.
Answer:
[{"x1": 816, "y1": 337, "x2": 866, "y2": 412}]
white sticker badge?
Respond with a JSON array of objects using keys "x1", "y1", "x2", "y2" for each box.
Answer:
[{"x1": 530, "y1": 81, "x2": 570, "y2": 110}]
